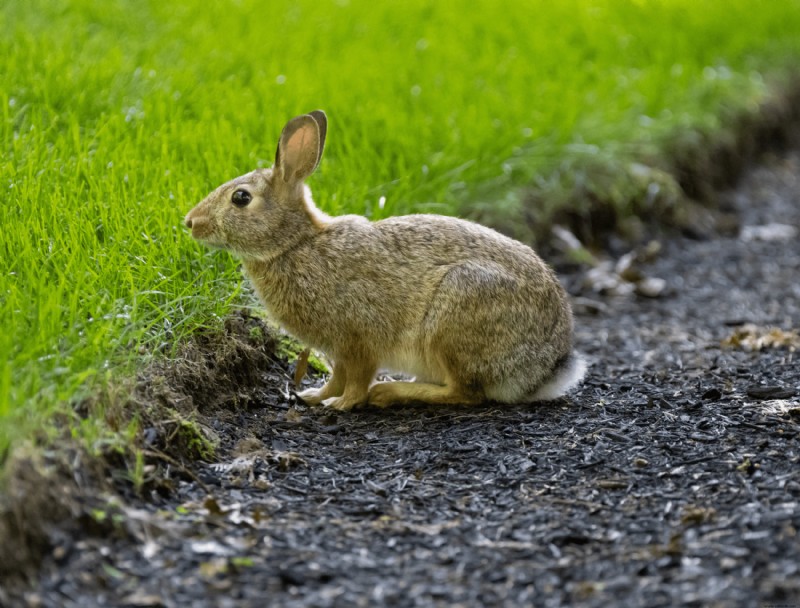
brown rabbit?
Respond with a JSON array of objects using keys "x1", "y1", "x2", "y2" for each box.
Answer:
[{"x1": 184, "y1": 111, "x2": 585, "y2": 411}]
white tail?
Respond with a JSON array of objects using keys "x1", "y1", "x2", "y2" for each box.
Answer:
[{"x1": 531, "y1": 353, "x2": 587, "y2": 401}]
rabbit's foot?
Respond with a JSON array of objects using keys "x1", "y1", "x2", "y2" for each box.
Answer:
[
  {"x1": 321, "y1": 395, "x2": 365, "y2": 411},
  {"x1": 297, "y1": 372, "x2": 346, "y2": 406},
  {"x1": 367, "y1": 382, "x2": 399, "y2": 408},
  {"x1": 296, "y1": 387, "x2": 326, "y2": 405},
  {"x1": 369, "y1": 381, "x2": 479, "y2": 407}
]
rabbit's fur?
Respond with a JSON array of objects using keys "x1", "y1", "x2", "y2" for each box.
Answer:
[{"x1": 185, "y1": 111, "x2": 585, "y2": 411}]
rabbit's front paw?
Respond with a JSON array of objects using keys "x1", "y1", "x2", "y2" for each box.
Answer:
[{"x1": 297, "y1": 387, "x2": 325, "y2": 405}]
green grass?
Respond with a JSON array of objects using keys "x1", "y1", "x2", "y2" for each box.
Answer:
[{"x1": 2, "y1": 0, "x2": 800, "y2": 452}]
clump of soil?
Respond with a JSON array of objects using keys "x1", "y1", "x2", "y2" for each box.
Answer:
[
  {"x1": 0, "y1": 312, "x2": 296, "y2": 587},
  {"x1": 0, "y1": 445, "x2": 115, "y2": 585},
  {"x1": 131, "y1": 312, "x2": 294, "y2": 463},
  {"x1": 667, "y1": 81, "x2": 800, "y2": 201}
]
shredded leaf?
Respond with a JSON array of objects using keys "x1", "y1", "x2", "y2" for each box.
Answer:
[{"x1": 722, "y1": 324, "x2": 800, "y2": 351}]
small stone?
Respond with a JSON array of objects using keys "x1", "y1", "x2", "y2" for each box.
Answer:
[
  {"x1": 572, "y1": 297, "x2": 610, "y2": 316},
  {"x1": 740, "y1": 223, "x2": 798, "y2": 242},
  {"x1": 635, "y1": 277, "x2": 667, "y2": 298}
]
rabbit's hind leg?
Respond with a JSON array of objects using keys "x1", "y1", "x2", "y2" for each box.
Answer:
[{"x1": 368, "y1": 380, "x2": 481, "y2": 408}]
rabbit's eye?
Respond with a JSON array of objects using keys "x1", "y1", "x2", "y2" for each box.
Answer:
[{"x1": 231, "y1": 189, "x2": 252, "y2": 207}]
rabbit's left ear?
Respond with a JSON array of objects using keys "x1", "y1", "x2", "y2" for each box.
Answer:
[
  {"x1": 307, "y1": 110, "x2": 327, "y2": 169},
  {"x1": 274, "y1": 111, "x2": 326, "y2": 184}
]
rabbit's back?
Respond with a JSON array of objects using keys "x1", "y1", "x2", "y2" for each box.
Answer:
[{"x1": 381, "y1": 214, "x2": 555, "y2": 272}]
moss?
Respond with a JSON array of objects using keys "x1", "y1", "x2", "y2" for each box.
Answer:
[
  {"x1": 172, "y1": 418, "x2": 216, "y2": 462},
  {"x1": 248, "y1": 325, "x2": 265, "y2": 342},
  {"x1": 276, "y1": 335, "x2": 330, "y2": 374}
]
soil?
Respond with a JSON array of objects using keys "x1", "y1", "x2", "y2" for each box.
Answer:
[{"x1": 2, "y1": 151, "x2": 799, "y2": 608}]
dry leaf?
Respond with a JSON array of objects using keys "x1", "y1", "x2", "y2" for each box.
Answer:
[
  {"x1": 199, "y1": 558, "x2": 229, "y2": 578},
  {"x1": 294, "y1": 347, "x2": 310, "y2": 386},
  {"x1": 203, "y1": 496, "x2": 225, "y2": 517},
  {"x1": 722, "y1": 324, "x2": 800, "y2": 351},
  {"x1": 681, "y1": 506, "x2": 716, "y2": 525}
]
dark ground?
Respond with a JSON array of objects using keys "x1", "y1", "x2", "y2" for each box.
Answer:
[{"x1": 4, "y1": 152, "x2": 800, "y2": 608}]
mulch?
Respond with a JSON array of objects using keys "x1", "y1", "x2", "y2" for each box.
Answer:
[{"x1": 4, "y1": 153, "x2": 799, "y2": 608}]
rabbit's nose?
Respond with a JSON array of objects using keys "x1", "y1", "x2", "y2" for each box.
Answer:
[{"x1": 184, "y1": 215, "x2": 193, "y2": 228}]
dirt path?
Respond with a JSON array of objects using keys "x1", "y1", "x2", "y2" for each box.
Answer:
[{"x1": 7, "y1": 153, "x2": 800, "y2": 607}]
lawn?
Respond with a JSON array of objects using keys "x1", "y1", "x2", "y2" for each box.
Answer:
[{"x1": 1, "y1": 0, "x2": 800, "y2": 453}]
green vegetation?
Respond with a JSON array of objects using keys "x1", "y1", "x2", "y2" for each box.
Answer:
[{"x1": 2, "y1": 0, "x2": 800, "y2": 452}]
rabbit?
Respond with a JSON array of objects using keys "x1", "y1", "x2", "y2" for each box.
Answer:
[{"x1": 184, "y1": 110, "x2": 585, "y2": 411}]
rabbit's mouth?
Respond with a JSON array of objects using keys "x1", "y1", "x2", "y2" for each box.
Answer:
[
  {"x1": 188, "y1": 220, "x2": 213, "y2": 240},
  {"x1": 191, "y1": 229, "x2": 228, "y2": 251}
]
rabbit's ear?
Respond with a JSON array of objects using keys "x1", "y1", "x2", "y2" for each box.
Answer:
[
  {"x1": 275, "y1": 114, "x2": 322, "y2": 184},
  {"x1": 307, "y1": 110, "x2": 327, "y2": 168}
]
